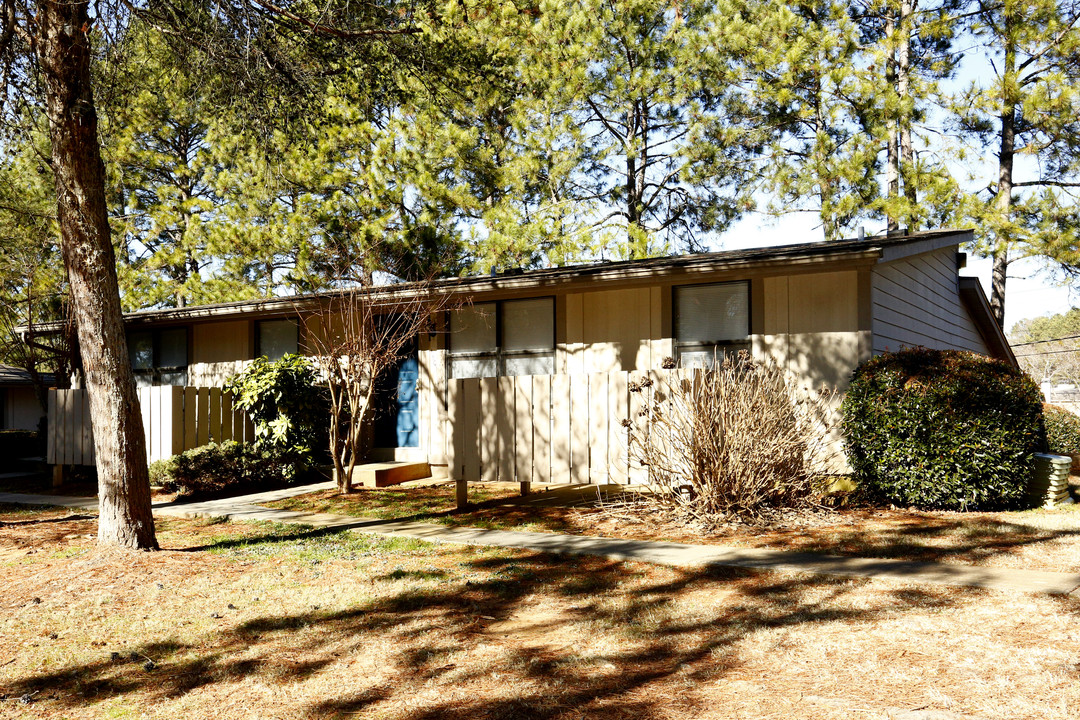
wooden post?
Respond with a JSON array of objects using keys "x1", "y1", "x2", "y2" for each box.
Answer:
[
  {"x1": 456, "y1": 478, "x2": 468, "y2": 509},
  {"x1": 520, "y1": 480, "x2": 531, "y2": 496},
  {"x1": 52, "y1": 464, "x2": 66, "y2": 488}
]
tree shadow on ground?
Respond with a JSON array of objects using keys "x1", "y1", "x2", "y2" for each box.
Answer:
[
  {"x1": 733, "y1": 513, "x2": 1080, "y2": 567},
  {"x1": 1, "y1": 522, "x2": 1043, "y2": 720},
  {"x1": 0, "y1": 513, "x2": 95, "y2": 527}
]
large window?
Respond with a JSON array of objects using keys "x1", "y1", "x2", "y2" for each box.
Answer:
[
  {"x1": 449, "y1": 298, "x2": 555, "y2": 379},
  {"x1": 674, "y1": 281, "x2": 750, "y2": 368},
  {"x1": 128, "y1": 327, "x2": 188, "y2": 386},
  {"x1": 256, "y1": 319, "x2": 299, "y2": 360}
]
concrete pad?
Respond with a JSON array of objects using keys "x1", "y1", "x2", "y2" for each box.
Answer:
[{"x1": 0, "y1": 492, "x2": 97, "y2": 510}]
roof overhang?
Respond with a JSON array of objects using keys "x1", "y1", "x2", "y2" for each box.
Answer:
[
  {"x1": 21, "y1": 228, "x2": 976, "y2": 332},
  {"x1": 958, "y1": 277, "x2": 1018, "y2": 367}
]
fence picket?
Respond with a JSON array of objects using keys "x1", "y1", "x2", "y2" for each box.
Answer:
[
  {"x1": 513, "y1": 376, "x2": 533, "y2": 485},
  {"x1": 196, "y1": 387, "x2": 210, "y2": 446},
  {"x1": 447, "y1": 379, "x2": 462, "y2": 480},
  {"x1": 83, "y1": 391, "x2": 95, "y2": 466},
  {"x1": 480, "y1": 377, "x2": 498, "y2": 482},
  {"x1": 183, "y1": 387, "x2": 197, "y2": 450},
  {"x1": 208, "y1": 388, "x2": 222, "y2": 444},
  {"x1": 462, "y1": 379, "x2": 482, "y2": 482},
  {"x1": 588, "y1": 373, "x2": 608, "y2": 484},
  {"x1": 219, "y1": 392, "x2": 233, "y2": 443},
  {"x1": 496, "y1": 376, "x2": 515, "y2": 482},
  {"x1": 532, "y1": 375, "x2": 551, "y2": 484},
  {"x1": 46, "y1": 389, "x2": 56, "y2": 464},
  {"x1": 607, "y1": 372, "x2": 629, "y2": 484},
  {"x1": 550, "y1": 374, "x2": 571, "y2": 484},
  {"x1": 569, "y1": 375, "x2": 589, "y2": 484}
]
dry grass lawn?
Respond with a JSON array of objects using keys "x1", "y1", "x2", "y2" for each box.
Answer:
[
  {"x1": 264, "y1": 482, "x2": 1080, "y2": 573},
  {"x1": 2, "y1": 502, "x2": 1079, "y2": 720}
]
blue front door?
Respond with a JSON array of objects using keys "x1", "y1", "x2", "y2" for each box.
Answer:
[{"x1": 374, "y1": 340, "x2": 419, "y2": 448}]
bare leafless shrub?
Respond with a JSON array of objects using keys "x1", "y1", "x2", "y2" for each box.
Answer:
[
  {"x1": 627, "y1": 351, "x2": 834, "y2": 525},
  {"x1": 303, "y1": 286, "x2": 452, "y2": 494}
]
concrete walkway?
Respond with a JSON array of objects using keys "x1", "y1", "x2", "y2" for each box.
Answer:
[{"x1": 4, "y1": 485, "x2": 1080, "y2": 595}]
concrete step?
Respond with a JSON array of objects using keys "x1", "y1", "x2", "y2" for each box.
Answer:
[{"x1": 348, "y1": 461, "x2": 432, "y2": 488}]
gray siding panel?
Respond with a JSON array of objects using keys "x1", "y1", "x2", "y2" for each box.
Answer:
[{"x1": 871, "y1": 246, "x2": 988, "y2": 356}]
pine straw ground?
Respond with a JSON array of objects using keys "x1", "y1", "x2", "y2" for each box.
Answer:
[{"x1": 1, "y1": 503, "x2": 1079, "y2": 720}]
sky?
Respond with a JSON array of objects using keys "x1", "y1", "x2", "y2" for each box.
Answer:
[{"x1": 721, "y1": 211, "x2": 1078, "y2": 334}]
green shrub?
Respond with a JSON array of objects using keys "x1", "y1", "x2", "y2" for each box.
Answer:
[
  {"x1": 1044, "y1": 404, "x2": 1080, "y2": 455},
  {"x1": 148, "y1": 456, "x2": 175, "y2": 487},
  {"x1": 223, "y1": 354, "x2": 329, "y2": 473},
  {"x1": 155, "y1": 441, "x2": 300, "y2": 498},
  {"x1": 841, "y1": 348, "x2": 1044, "y2": 510}
]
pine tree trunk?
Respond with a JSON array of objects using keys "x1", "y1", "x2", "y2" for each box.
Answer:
[
  {"x1": 885, "y1": 11, "x2": 899, "y2": 233},
  {"x1": 898, "y1": 0, "x2": 917, "y2": 217},
  {"x1": 35, "y1": 0, "x2": 158, "y2": 549},
  {"x1": 991, "y1": 15, "x2": 1018, "y2": 329}
]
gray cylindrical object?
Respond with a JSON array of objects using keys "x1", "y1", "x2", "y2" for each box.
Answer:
[{"x1": 1028, "y1": 453, "x2": 1073, "y2": 508}]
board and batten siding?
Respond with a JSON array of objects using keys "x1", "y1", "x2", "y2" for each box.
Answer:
[
  {"x1": 758, "y1": 271, "x2": 870, "y2": 391},
  {"x1": 871, "y1": 246, "x2": 987, "y2": 355},
  {"x1": 189, "y1": 320, "x2": 253, "y2": 387}
]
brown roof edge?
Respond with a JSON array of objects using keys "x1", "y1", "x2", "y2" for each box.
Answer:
[
  {"x1": 958, "y1": 277, "x2": 1018, "y2": 367},
  {"x1": 20, "y1": 228, "x2": 976, "y2": 333}
]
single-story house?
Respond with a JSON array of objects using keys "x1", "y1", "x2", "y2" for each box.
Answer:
[
  {"x1": 0, "y1": 365, "x2": 49, "y2": 431},
  {"x1": 43, "y1": 228, "x2": 1015, "y2": 480}
]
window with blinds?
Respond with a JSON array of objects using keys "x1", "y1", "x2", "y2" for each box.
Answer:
[
  {"x1": 256, "y1": 319, "x2": 299, "y2": 361},
  {"x1": 449, "y1": 298, "x2": 555, "y2": 378},
  {"x1": 127, "y1": 327, "x2": 188, "y2": 386},
  {"x1": 674, "y1": 281, "x2": 750, "y2": 368}
]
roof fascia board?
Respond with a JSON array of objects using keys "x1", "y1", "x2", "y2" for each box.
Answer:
[
  {"x1": 958, "y1": 276, "x2": 1018, "y2": 367},
  {"x1": 430, "y1": 248, "x2": 884, "y2": 296},
  {"x1": 103, "y1": 246, "x2": 888, "y2": 328},
  {"x1": 878, "y1": 230, "x2": 973, "y2": 262}
]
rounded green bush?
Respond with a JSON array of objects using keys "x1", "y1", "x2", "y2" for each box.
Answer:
[
  {"x1": 154, "y1": 441, "x2": 304, "y2": 498},
  {"x1": 1044, "y1": 404, "x2": 1080, "y2": 456},
  {"x1": 840, "y1": 348, "x2": 1045, "y2": 510}
]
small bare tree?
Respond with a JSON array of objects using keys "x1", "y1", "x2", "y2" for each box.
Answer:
[
  {"x1": 303, "y1": 285, "x2": 448, "y2": 493},
  {"x1": 626, "y1": 352, "x2": 835, "y2": 526}
]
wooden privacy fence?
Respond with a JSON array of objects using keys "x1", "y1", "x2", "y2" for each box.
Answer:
[
  {"x1": 445, "y1": 369, "x2": 695, "y2": 485},
  {"x1": 47, "y1": 386, "x2": 253, "y2": 466}
]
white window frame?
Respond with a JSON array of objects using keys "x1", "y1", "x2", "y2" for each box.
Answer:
[
  {"x1": 673, "y1": 280, "x2": 751, "y2": 368},
  {"x1": 448, "y1": 298, "x2": 555, "y2": 379}
]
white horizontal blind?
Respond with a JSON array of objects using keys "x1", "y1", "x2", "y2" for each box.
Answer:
[
  {"x1": 502, "y1": 298, "x2": 554, "y2": 351},
  {"x1": 675, "y1": 281, "x2": 749, "y2": 344},
  {"x1": 257, "y1": 319, "x2": 298, "y2": 360},
  {"x1": 451, "y1": 303, "x2": 497, "y2": 353}
]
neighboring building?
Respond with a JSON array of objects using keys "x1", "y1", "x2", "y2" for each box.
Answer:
[
  {"x1": 0, "y1": 365, "x2": 49, "y2": 431},
  {"x1": 40, "y1": 229, "x2": 1015, "y2": 476}
]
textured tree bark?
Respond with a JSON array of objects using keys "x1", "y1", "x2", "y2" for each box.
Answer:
[
  {"x1": 991, "y1": 15, "x2": 1018, "y2": 330},
  {"x1": 898, "y1": 0, "x2": 917, "y2": 216},
  {"x1": 35, "y1": 0, "x2": 158, "y2": 549},
  {"x1": 884, "y1": 12, "x2": 899, "y2": 233}
]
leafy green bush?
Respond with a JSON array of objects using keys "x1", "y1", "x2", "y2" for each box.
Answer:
[
  {"x1": 153, "y1": 441, "x2": 300, "y2": 498},
  {"x1": 841, "y1": 348, "x2": 1044, "y2": 510},
  {"x1": 223, "y1": 354, "x2": 329, "y2": 472},
  {"x1": 148, "y1": 456, "x2": 175, "y2": 487},
  {"x1": 1044, "y1": 404, "x2": 1080, "y2": 456}
]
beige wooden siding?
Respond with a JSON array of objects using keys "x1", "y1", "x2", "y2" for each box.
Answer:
[
  {"x1": 871, "y1": 247, "x2": 987, "y2": 355},
  {"x1": 760, "y1": 271, "x2": 868, "y2": 391},
  {"x1": 4, "y1": 387, "x2": 44, "y2": 431},
  {"x1": 569, "y1": 287, "x2": 668, "y2": 373},
  {"x1": 189, "y1": 320, "x2": 252, "y2": 386}
]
